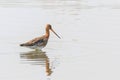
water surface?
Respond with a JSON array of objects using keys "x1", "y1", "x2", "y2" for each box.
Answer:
[{"x1": 0, "y1": 0, "x2": 120, "y2": 80}]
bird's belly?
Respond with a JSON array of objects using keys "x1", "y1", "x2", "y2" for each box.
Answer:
[{"x1": 28, "y1": 45, "x2": 44, "y2": 49}]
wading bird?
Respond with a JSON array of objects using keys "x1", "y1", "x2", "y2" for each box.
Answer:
[{"x1": 20, "y1": 24, "x2": 61, "y2": 50}]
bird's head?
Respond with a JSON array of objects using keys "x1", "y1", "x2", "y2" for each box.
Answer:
[{"x1": 46, "y1": 24, "x2": 61, "y2": 39}]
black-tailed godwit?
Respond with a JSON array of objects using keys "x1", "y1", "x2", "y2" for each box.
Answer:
[{"x1": 20, "y1": 24, "x2": 60, "y2": 50}]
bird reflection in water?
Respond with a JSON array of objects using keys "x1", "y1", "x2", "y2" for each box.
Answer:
[{"x1": 20, "y1": 51, "x2": 53, "y2": 76}]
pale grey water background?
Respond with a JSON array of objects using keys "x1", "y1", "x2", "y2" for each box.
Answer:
[{"x1": 0, "y1": 0, "x2": 120, "y2": 80}]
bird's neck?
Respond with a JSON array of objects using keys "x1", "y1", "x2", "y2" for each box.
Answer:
[{"x1": 45, "y1": 29, "x2": 50, "y2": 38}]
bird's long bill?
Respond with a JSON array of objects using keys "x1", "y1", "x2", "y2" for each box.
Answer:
[{"x1": 51, "y1": 29, "x2": 61, "y2": 39}]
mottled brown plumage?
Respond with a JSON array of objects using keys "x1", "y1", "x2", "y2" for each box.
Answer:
[{"x1": 20, "y1": 24, "x2": 60, "y2": 50}]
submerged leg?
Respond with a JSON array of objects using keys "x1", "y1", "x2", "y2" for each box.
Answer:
[{"x1": 35, "y1": 48, "x2": 42, "y2": 52}]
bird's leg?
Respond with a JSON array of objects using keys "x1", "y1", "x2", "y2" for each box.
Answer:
[{"x1": 35, "y1": 48, "x2": 42, "y2": 53}]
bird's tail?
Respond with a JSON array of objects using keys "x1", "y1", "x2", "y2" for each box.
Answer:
[{"x1": 20, "y1": 43, "x2": 25, "y2": 46}]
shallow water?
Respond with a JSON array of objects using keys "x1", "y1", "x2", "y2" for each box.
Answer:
[{"x1": 0, "y1": 0, "x2": 120, "y2": 80}]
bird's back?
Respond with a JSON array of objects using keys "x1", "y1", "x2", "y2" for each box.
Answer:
[{"x1": 20, "y1": 36, "x2": 48, "y2": 50}]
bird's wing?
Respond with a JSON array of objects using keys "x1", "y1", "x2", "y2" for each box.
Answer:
[{"x1": 20, "y1": 36, "x2": 45, "y2": 46}]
